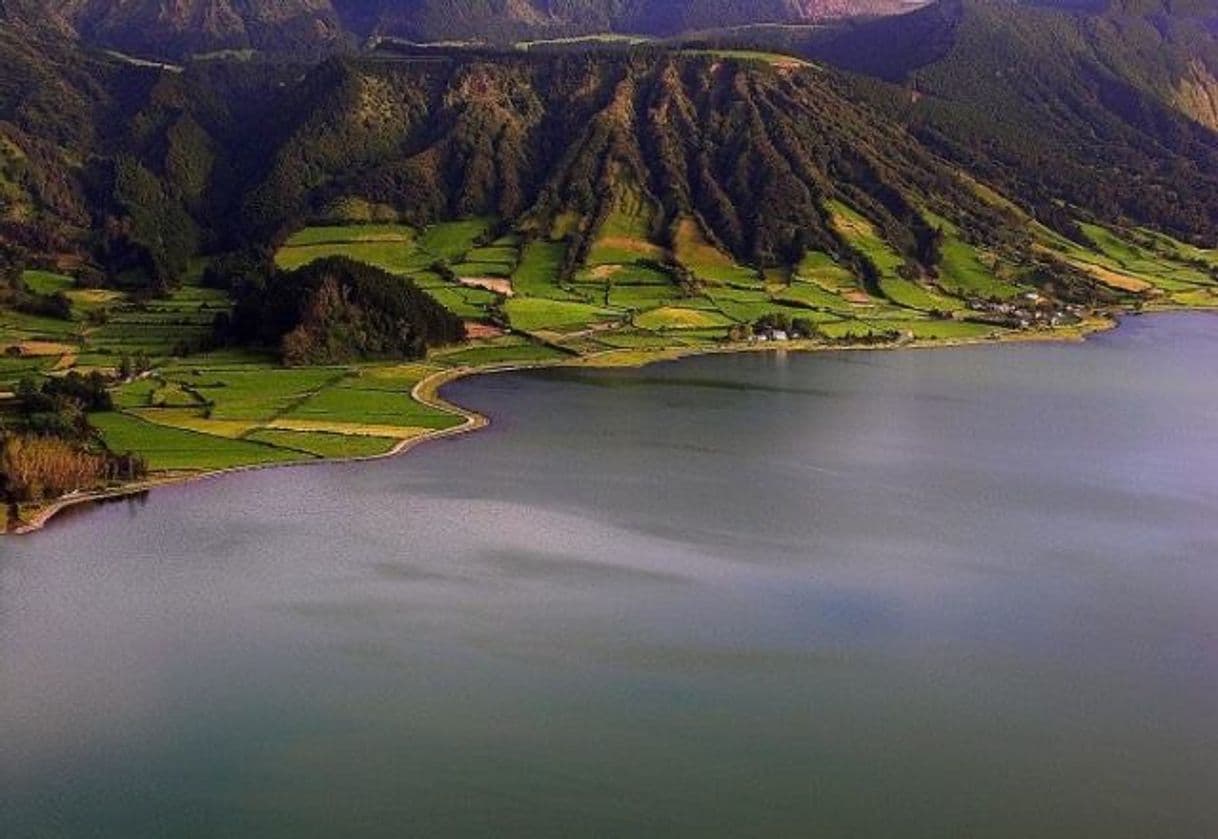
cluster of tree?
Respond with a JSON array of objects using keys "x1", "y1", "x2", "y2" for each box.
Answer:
[
  {"x1": 755, "y1": 312, "x2": 820, "y2": 338},
  {"x1": 1, "y1": 371, "x2": 146, "y2": 508},
  {"x1": 217, "y1": 256, "x2": 465, "y2": 365},
  {"x1": 14, "y1": 372, "x2": 113, "y2": 438},
  {"x1": 1, "y1": 434, "x2": 145, "y2": 505},
  {"x1": 0, "y1": 246, "x2": 72, "y2": 320}
]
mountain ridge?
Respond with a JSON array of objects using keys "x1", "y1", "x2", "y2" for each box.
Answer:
[{"x1": 0, "y1": 0, "x2": 923, "y2": 58}]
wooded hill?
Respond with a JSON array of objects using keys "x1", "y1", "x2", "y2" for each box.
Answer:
[
  {"x1": 0, "y1": 38, "x2": 1076, "y2": 291},
  {"x1": 712, "y1": 0, "x2": 1218, "y2": 243}
]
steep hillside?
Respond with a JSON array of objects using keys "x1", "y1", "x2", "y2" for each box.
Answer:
[
  {"x1": 0, "y1": 39, "x2": 1043, "y2": 289},
  {"x1": 0, "y1": 0, "x2": 346, "y2": 56},
  {"x1": 790, "y1": 0, "x2": 1218, "y2": 243},
  {"x1": 4, "y1": 23, "x2": 1216, "y2": 329}
]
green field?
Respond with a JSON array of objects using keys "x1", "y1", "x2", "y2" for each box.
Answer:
[
  {"x1": 276, "y1": 224, "x2": 420, "y2": 274},
  {"x1": 90, "y1": 412, "x2": 306, "y2": 471},
  {"x1": 829, "y1": 201, "x2": 967, "y2": 313},
  {"x1": 772, "y1": 282, "x2": 856, "y2": 312},
  {"x1": 418, "y1": 218, "x2": 496, "y2": 261},
  {"x1": 245, "y1": 429, "x2": 398, "y2": 459},
  {"x1": 22, "y1": 270, "x2": 75, "y2": 295},
  {"x1": 635, "y1": 307, "x2": 733, "y2": 330},
  {"x1": 513, "y1": 241, "x2": 578, "y2": 300},
  {"x1": 794, "y1": 252, "x2": 861, "y2": 295},
  {"x1": 673, "y1": 218, "x2": 760, "y2": 286},
  {"x1": 505, "y1": 298, "x2": 621, "y2": 332},
  {"x1": 286, "y1": 380, "x2": 462, "y2": 430},
  {"x1": 436, "y1": 339, "x2": 569, "y2": 366}
]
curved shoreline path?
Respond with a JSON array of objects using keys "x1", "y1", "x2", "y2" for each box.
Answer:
[
  {"x1": 0, "y1": 310, "x2": 1169, "y2": 535},
  {"x1": 10, "y1": 364, "x2": 492, "y2": 535}
]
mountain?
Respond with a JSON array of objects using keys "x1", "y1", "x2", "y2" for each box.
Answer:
[
  {"x1": 3, "y1": 0, "x2": 1217, "y2": 291},
  {"x1": 0, "y1": 0, "x2": 922, "y2": 58},
  {"x1": 722, "y1": 0, "x2": 1218, "y2": 243},
  {"x1": 0, "y1": 0, "x2": 346, "y2": 57},
  {"x1": 0, "y1": 36, "x2": 1028, "y2": 286}
]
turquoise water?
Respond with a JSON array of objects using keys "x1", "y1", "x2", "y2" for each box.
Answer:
[{"x1": 3, "y1": 314, "x2": 1216, "y2": 837}]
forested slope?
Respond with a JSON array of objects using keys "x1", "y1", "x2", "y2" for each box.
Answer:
[
  {"x1": 796, "y1": 0, "x2": 1218, "y2": 243},
  {"x1": 0, "y1": 41, "x2": 1034, "y2": 290}
]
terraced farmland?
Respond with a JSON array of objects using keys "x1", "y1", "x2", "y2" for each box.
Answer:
[{"x1": 7, "y1": 197, "x2": 1216, "y2": 488}]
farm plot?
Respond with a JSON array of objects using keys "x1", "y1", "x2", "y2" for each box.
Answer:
[
  {"x1": 276, "y1": 224, "x2": 422, "y2": 274},
  {"x1": 673, "y1": 218, "x2": 760, "y2": 287}
]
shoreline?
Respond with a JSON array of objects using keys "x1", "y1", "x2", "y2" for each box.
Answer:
[{"x1": 1, "y1": 307, "x2": 1192, "y2": 536}]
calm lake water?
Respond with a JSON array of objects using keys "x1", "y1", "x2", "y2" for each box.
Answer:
[{"x1": 3, "y1": 313, "x2": 1217, "y2": 838}]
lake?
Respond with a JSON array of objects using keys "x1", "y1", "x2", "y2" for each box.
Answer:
[{"x1": 3, "y1": 313, "x2": 1217, "y2": 838}]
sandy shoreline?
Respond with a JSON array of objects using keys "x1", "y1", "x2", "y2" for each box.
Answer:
[{"x1": 0, "y1": 309, "x2": 1159, "y2": 536}]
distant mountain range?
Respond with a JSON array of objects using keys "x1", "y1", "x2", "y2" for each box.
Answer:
[{"x1": 0, "y1": 0, "x2": 924, "y2": 58}]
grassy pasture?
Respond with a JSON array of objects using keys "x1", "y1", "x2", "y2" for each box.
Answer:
[
  {"x1": 513, "y1": 241, "x2": 579, "y2": 300},
  {"x1": 610, "y1": 263, "x2": 673, "y2": 285},
  {"x1": 673, "y1": 218, "x2": 759, "y2": 286},
  {"x1": 608, "y1": 284, "x2": 684, "y2": 310},
  {"x1": 795, "y1": 251, "x2": 859, "y2": 294},
  {"x1": 773, "y1": 282, "x2": 856, "y2": 313},
  {"x1": 246, "y1": 430, "x2": 397, "y2": 459},
  {"x1": 90, "y1": 411, "x2": 304, "y2": 471},
  {"x1": 634, "y1": 307, "x2": 733, "y2": 330},
  {"x1": 465, "y1": 246, "x2": 518, "y2": 265},
  {"x1": 437, "y1": 340, "x2": 569, "y2": 366},
  {"x1": 452, "y1": 261, "x2": 513, "y2": 278},
  {"x1": 828, "y1": 203, "x2": 962, "y2": 312},
  {"x1": 829, "y1": 202, "x2": 902, "y2": 271},
  {"x1": 185, "y1": 368, "x2": 343, "y2": 422},
  {"x1": 286, "y1": 381, "x2": 462, "y2": 430},
  {"x1": 418, "y1": 218, "x2": 495, "y2": 261},
  {"x1": 22, "y1": 270, "x2": 75, "y2": 295},
  {"x1": 0, "y1": 355, "x2": 56, "y2": 388},
  {"x1": 129, "y1": 408, "x2": 260, "y2": 439},
  {"x1": 423, "y1": 286, "x2": 499, "y2": 319},
  {"x1": 587, "y1": 175, "x2": 665, "y2": 266},
  {"x1": 505, "y1": 298, "x2": 621, "y2": 332},
  {"x1": 593, "y1": 330, "x2": 682, "y2": 350},
  {"x1": 706, "y1": 288, "x2": 818, "y2": 324},
  {"x1": 936, "y1": 238, "x2": 1020, "y2": 299},
  {"x1": 0, "y1": 308, "x2": 80, "y2": 340},
  {"x1": 878, "y1": 278, "x2": 959, "y2": 312},
  {"x1": 276, "y1": 224, "x2": 420, "y2": 274},
  {"x1": 1079, "y1": 223, "x2": 1215, "y2": 289}
]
